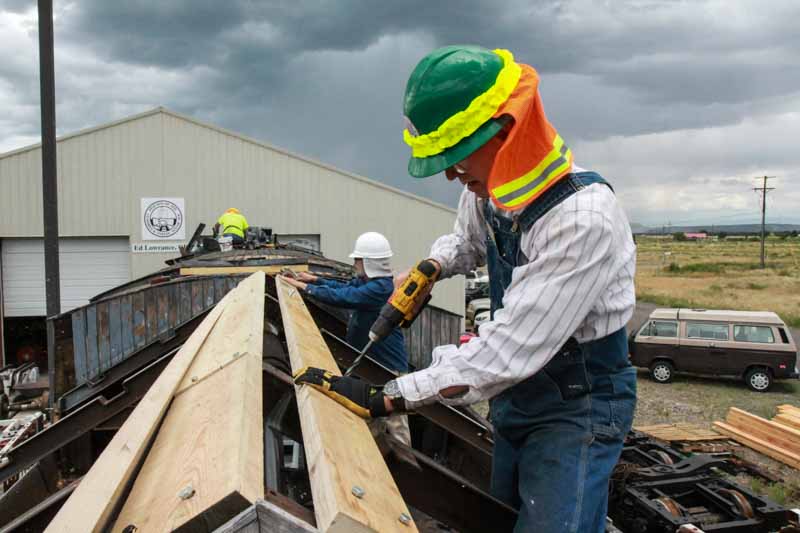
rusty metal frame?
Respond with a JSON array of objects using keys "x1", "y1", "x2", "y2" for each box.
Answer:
[
  {"x1": 58, "y1": 310, "x2": 211, "y2": 413},
  {"x1": 0, "y1": 350, "x2": 174, "y2": 485}
]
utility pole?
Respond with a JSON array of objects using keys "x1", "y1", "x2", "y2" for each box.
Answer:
[
  {"x1": 38, "y1": 0, "x2": 60, "y2": 406},
  {"x1": 753, "y1": 176, "x2": 775, "y2": 268}
]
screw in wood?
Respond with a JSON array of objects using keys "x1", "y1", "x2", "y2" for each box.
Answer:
[
  {"x1": 351, "y1": 485, "x2": 365, "y2": 499},
  {"x1": 399, "y1": 513, "x2": 412, "y2": 525},
  {"x1": 178, "y1": 485, "x2": 195, "y2": 500}
]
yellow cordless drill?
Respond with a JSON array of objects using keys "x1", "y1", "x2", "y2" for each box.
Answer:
[{"x1": 344, "y1": 259, "x2": 439, "y2": 375}]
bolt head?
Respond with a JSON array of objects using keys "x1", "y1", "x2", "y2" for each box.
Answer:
[{"x1": 351, "y1": 485, "x2": 365, "y2": 499}]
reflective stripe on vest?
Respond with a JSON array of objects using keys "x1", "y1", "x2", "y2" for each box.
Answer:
[{"x1": 491, "y1": 134, "x2": 572, "y2": 209}]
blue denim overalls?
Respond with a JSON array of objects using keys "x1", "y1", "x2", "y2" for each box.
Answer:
[{"x1": 484, "y1": 172, "x2": 637, "y2": 533}]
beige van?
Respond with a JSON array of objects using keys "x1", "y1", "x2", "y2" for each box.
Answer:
[{"x1": 629, "y1": 308, "x2": 799, "y2": 391}]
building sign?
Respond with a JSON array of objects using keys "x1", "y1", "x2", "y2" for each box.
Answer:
[
  {"x1": 131, "y1": 243, "x2": 182, "y2": 254},
  {"x1": 141, "y1": 197, "x2": 185, "y2": 240}
]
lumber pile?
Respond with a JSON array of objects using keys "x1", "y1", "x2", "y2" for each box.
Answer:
[
  {"x1": 774, "y1": 404, "x2": 800, "y2": 430},
  {"x1": 635, "y1": 422, "x2": 729, "y2": 443},
  {"x1": 713, "y1": 406, "x2": 800, "y2": 469}
]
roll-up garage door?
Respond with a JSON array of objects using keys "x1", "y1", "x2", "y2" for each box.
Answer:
[{"x1": 1, "y1": 238, "x2": 131, "y2": 317}]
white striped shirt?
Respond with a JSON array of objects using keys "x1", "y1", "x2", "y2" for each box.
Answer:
[{"x1": 394, "y1": 177, "x2": 637, "y2": 407}]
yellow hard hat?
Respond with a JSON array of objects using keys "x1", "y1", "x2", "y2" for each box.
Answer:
[{"x1": 226, "y1": 208, "x2": 241, "y2": 214}]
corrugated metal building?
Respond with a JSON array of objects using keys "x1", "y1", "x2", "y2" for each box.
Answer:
[{"x1": 0, "y1": 108, "x2": 463, "y2": 364}]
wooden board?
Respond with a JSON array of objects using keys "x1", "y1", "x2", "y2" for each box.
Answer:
[
  {"x1": 44, "y1": 276, "x2": 241, "y2": 533},
  {"x1": 774, "y1": 414, "x2": 800, "y2": 431},
  {"x1": 713, "y1": 421, "x2": 800, "y2": 469},
  {"x1": 180, "y1": 265, "x2": 308, "y2": 276},
  {"x1": 634, "y1": 423, "x2": 729, "y2": 442},
  {"x1": 276, "y1": 278, "x2": 417, "y2": 533},
  {"x1": 112, "y1": 271, "x2": 265, "y2": 532},
  {"x1": 725, "y1": 407, "x2": 800, "y2": 453}
]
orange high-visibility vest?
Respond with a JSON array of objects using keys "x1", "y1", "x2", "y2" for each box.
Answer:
[{"x1": 488, "y1": 64, "x2": 573, "y2": 211}]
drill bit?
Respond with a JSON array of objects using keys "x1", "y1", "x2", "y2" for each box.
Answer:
[{"x1": 344, "y1": 338, "x2": 374, "y2": 376}]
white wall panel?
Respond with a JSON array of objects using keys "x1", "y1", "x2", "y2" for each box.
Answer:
[{"x1": 1, "y1": 238, "x2": 131, "y2": 316}]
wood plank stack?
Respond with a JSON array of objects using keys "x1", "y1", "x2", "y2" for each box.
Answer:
[
  {"x1": 774, "y1": 404, "x2": 800, "y2": 430},
  {"x1": 713, "y1": 406, "x2": 800, "y2": 469},
  {"x1": 635, "y1": 422, "x2": 729, "y2": 442}
]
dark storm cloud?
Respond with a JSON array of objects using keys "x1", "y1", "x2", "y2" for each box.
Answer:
[
  {"x1": 57, "y1": 0, "x2": 800, "y2": 133},
  {"x1": 2, "y1": 0, "x2": 799, "y2": 219}
]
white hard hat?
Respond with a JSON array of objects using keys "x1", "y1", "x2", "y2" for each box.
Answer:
[{"x1": 349, "y1": 232, "x2": 393, "y2": 259}]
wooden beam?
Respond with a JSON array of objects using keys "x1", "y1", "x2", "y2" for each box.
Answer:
[
  {"x1": 725, "y1": 407, "x2": 800, "y2": 453},
  {"x1": 111, "y1": 271, "x2": 265, "y2": 532},
  {"x1": 713, "y1": 421, "x2": 800, "y2": 469},
  {"x1": 774, "y1": 414, "x2": 800, "y2": 431},
  {"x1": 634, "y1": 423, "x2": 728, "y2": 442},
  {"x1": 44, "y1": 273, "x2": 251, "y2": 532},
  {"x1": 275, "y1": 278, "x2": 417, "y2": 533},
  {"x1": 180, "y1": 265, "x2": 308, "y2": 276}
]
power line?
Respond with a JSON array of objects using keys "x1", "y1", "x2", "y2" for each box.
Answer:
[{"x1": 753, "y1": 176, "x2": 776, "y2": 268}]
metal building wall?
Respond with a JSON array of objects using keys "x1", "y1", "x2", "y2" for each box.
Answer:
[
  {"x1": 0, "y1": 109, "x2": 465, "y2": 316},
  {"x1": 0, "y1": 111, "x2": 161, "y2": 237}
]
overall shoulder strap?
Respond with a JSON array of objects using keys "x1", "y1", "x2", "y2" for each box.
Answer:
[{"x1": 515, "y1": 172, "x2": 614, "y2": 232}]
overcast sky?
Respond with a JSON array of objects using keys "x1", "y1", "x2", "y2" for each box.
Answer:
[{"x1": 1, "y1": 0, "x2": 798, "y2": 227}]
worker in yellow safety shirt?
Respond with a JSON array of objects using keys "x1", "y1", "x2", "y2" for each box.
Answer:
[{"x1": 214, "y1": 208, "x2": 249, "y2": 246}]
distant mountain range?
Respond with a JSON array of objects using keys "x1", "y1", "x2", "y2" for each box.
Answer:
[{"x1": 631, "y1": 223, "x2": 800, "y2": 235}]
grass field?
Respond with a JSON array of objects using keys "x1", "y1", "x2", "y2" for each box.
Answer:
[{"x1": 635, "y1": 236, "x2": 800, "y2": 327}]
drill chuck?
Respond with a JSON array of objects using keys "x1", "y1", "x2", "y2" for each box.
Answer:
[{"x1": 369, "y1": 306, "x2": 405, "y2": 343}]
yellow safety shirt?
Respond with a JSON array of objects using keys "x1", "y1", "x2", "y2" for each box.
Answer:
[{"x1": 217, "y1": 212, "x2": 249, "y2": 238}]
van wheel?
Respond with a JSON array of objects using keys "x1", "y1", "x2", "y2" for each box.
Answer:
[
  {"x1": 650, "y1": 361, "x2": 674, "y2": 383},
  {"x1": 745, "y1": 368, "x2": 772, "y2": 392}
]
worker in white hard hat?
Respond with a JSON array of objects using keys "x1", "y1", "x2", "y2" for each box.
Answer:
[
  {"x1": 279, "y1": 232, "x2": 411, "y2": 444},
  {"x1": 280, "y1": 232, "x2": 407, "y2": 372}
]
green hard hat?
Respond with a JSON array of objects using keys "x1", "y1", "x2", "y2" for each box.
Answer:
[{"x1": 403, "y1": 45, "x2": 510, "y2": 178}]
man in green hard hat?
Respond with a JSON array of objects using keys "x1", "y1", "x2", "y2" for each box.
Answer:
[{"x1": 295, "y1": 45, "x2": 637, "y2": 532}]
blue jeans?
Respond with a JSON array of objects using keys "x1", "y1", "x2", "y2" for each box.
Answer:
[{"x1": 489, "y1": 330, "x2": 636, "y2": 532}]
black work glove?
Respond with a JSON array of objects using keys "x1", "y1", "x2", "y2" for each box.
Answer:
[{"x1": 293, "y1": 367, "x2": 389, "y2": 419}]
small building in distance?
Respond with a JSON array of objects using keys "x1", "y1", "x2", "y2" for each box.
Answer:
[{"x1": 684, "y1": 232, "x2": 708, "y2": 240}]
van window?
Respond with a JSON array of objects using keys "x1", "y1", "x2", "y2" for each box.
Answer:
[
  {"x1": 779, "y1": 327, "x2": 790, "y2": 344},
  {"x1": 734, "y1": 325, "x2": 775, "y2": 344},
  {"x1": 686, "y1": 322, "x2": 729, "y2": 340},
  {"x1": 642, "y1": 320, "x2": 678, "y2": 337}
]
